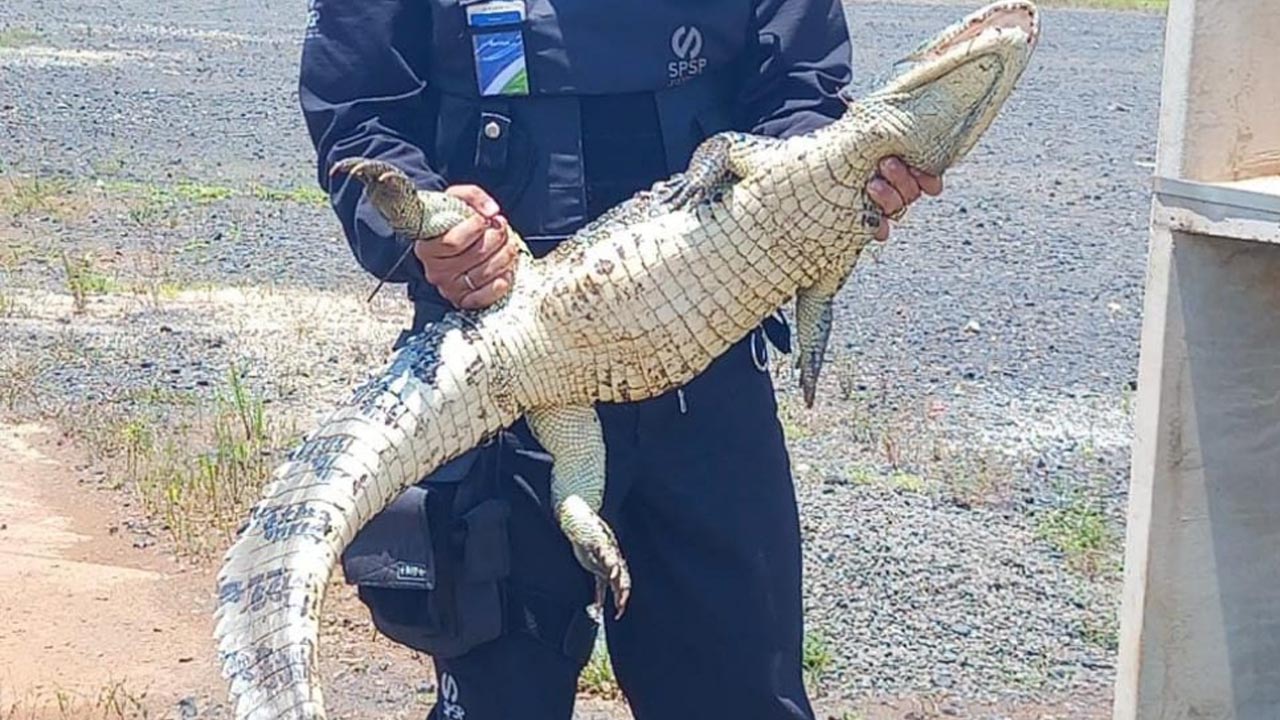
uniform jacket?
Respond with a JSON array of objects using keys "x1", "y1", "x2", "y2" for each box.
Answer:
[{"x1": 299, "y1": 0, "x2": 853, "y2": 311}]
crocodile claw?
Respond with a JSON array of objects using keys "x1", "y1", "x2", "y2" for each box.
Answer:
[
  {"x1": 329, "y1": 157, "x2": 426, "y2": 238},
  {"x1": 558, "y1": 495, "x2": 631, "y2": 621}
]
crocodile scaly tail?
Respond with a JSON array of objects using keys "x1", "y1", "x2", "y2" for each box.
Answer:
[
  {"x1": 213, "y1": 170, "x2": 523, "y2": 717},
  {"x1": 214, "y1": 318, "x2": 521, "y2": 718}
]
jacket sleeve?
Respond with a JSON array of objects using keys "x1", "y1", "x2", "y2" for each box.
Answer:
[
  {"x1": 299, "y1": 0, "x2": 445, "y2": 286},
  {"x1": 736, "y1": 0, "x2": 853, "y2": 140}
]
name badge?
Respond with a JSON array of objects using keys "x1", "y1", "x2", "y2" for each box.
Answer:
[{"x1": 466, "y1": 0, "x2": 529, "y2": 97}]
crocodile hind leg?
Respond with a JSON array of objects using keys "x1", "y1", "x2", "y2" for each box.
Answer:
[
  {"x1": 525, "y1": 405, "x2": 631, "y2": 620},
  {"x1": 794, "y1": 288, "x2": 836, "y2": 409},
  {"x1": 794, "y1": 244, "x2": 868, "y2": 408}
]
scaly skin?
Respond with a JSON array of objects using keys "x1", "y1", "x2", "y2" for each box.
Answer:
[{"x1": 214, "y1": 4, "x2": 1040, "y2": 717}]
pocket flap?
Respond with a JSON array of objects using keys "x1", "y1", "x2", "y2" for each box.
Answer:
[
  {"x1": 460, "y1": 498, "x2": 511, "y2": 582},
  {"x1": 341, "y1": 485, "x2": 436, "y2": 590}
]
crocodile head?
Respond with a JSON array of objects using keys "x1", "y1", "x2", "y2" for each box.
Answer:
[{"x1": 840, "y1": 0, "x2": 1040, "y2": 177}]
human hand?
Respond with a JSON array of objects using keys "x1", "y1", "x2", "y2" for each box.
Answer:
[
  {"x1": 866, "y1": 156, "x2": 943, "y2": 241},
  {"x1": 415, "y1": 184, "x2": 519, "y2": 310}
]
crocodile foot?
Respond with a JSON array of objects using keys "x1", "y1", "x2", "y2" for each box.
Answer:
[
  {"x1": 329, "y1": 157, "x2": 429, "y2": 239},
  {"x1": 557, "y1": 495, "x2": 631, "y2": 621}
]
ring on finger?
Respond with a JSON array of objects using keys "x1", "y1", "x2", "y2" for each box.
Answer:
[{"x1": 463, "y1": 271, "x2": 476, "y2": 291}]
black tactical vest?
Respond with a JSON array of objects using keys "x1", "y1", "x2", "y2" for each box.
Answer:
[{"x1": 418, "y1": 0, "x2": 751, "y2": 251}]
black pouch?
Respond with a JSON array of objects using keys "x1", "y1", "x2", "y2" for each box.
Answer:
[{"x1": 341, "y1": 475, "x2": 513, "y2": 659}]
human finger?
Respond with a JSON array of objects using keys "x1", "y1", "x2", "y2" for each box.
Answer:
[
  {"x1": 878, "y1": 157, "x2": 921, "y2": 206},
  {"x1": 444, "y1": 184, "x2": 501, "y2": 219},
  {"x1": 867, "y1": 177, "x2": 905, "y2": 217}
]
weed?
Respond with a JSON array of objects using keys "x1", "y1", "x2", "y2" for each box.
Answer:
[
  {"x1": 125, "y1": 185, "x2": 182, "y2": 229},
  {"x1": 61, "y1": 250, "x2": 118, "y2": 312},
  {"x1": 777, "y1": 399, "x2": 812, "y2": 441},
  {"x1": 251, "y1": 184, "x2": 330, "y2": 207},
  {"x1": 844, "y1": 465, "x2": 876, "y2": 486},
  {"x1": 108, "y1": 364, "x2": 298, "y2": 557},
  {"x1": 0, "y1": 28, "x2": 40, "y2": 49},
  {"x1": 0, "y1": 175, "x2": 77, "y2": 219},
  {"x1": 577, "y1": 639, "x2": 621, "y2": 699},
  {"x1": 888, "y1": 471, "x2": 927, "y2": 494},
  {"x1": 802, "y1": 630, "x2": 834, "y2": 693},
  {"x1": 935, "y1": 449, "x2": 1013, "y2": 509},
  {"x1": 174, "y1": 182, "x2": 234, "y2": 204},
  {"x1": 1080, "y1": 611, "x2": 1119, "y2": 653},
  {"x1": 0, "y1": 678, "x2": 152, "y2": 719},
  {"x1": 0, "y1": 343, "x2": 41, "y2": 411},
  {"x1": 1035, "y1": 489, "x2": 1115, "y2": 577}
]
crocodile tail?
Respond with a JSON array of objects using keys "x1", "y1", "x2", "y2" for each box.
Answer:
[{"x1": 212, "y1": 314, "x2": 517, "y2": 719}]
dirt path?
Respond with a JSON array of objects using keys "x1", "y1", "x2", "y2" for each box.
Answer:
[
  {"x1": 0, "y1": 421, "x2": 221, "y2": 718},
  {"x1": 0, "y1": 419, "x2": 633, "y2": 720},
  {"x1": 0, "y1": 420, "x2": 1112, "y2": 720}
]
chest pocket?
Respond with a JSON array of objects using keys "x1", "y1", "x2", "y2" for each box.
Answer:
[
  {"x1": 432, "y1": 95, "x2": 539, "y2": 219},
  {"x1": 421, "y1": 0, "x2": 752, "y2": 240}
]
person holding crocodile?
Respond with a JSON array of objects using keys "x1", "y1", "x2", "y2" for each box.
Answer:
[{"x1": 299, "y1": 1, "x2": 941, "y2": 718}]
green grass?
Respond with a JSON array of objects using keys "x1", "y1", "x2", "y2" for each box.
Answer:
[
  {"x1": 1035, "y1": 491, "x2": 1116, "y2": 577},
  {"x1": 0, "y1": 175, "x2": 78, "y2": 219},
  {"x1": 577, "y1": 639, "x2": 621, "y2": 699},
  {"x1": 251, "y1": 184, "x2": 330, "y2": 208},
  {"x1": 61, "y1": 251, "x2": 120, "y2": 312},
  {"x1": 1, "y1": 679, "x2": 151, "y2": 720},
  {"x1": 173, "y1": 181, "x2": 235, "y2": 203},
  {"x1": 0, "y1": 27, "x2": 41, "y2": 49},
  {"x1": 112, "y1": 364, "x2": 300, "y2": 557},
  {"x1": 802, "y1": 630, "x2": 835, "y2": 693}
]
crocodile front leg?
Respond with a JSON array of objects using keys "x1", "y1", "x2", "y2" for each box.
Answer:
[
  {"x1": 526, "y1": 405, "x2": 631, "y2": 620},
  {"x1": 330, "y1": 158, "x2": 475, "y2": 240},
  {"x1": 657, "y1": 131, "x2": 781, "y2": 209}
]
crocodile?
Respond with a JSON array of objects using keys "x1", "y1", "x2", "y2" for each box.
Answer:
[{"x1": 213, "y1": 2, "x2": 1040, "y2": 716}]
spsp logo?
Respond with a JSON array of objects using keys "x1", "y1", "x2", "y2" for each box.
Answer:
[
  {"x1": 439, "y1": 672, "x2": 466, "y2": 719},
  {"x1": 668, "y1": 25, "x2": 706, "y2": 83}
]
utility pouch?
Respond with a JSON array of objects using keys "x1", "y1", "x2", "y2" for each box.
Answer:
[{"x1": 341, "y1": 478, "x2": 513, "y2": 659}]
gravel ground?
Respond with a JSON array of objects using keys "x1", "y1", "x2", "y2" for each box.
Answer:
[{"x1": 1, "y1": 0, "x2": 1167, "y2": 716}]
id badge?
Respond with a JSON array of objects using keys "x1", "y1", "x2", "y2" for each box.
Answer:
[{"x1": 466, "y1": 0, "x2": 529, "y2": 97}]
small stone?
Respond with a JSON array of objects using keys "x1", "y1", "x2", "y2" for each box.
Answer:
[{"x1": 964, "y1": 319, "x2": 981, "y2": 334}]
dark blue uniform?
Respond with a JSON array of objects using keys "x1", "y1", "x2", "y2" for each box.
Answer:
[{"x1": 299, "y1": 1, "x2": 851, "y2": 717}]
